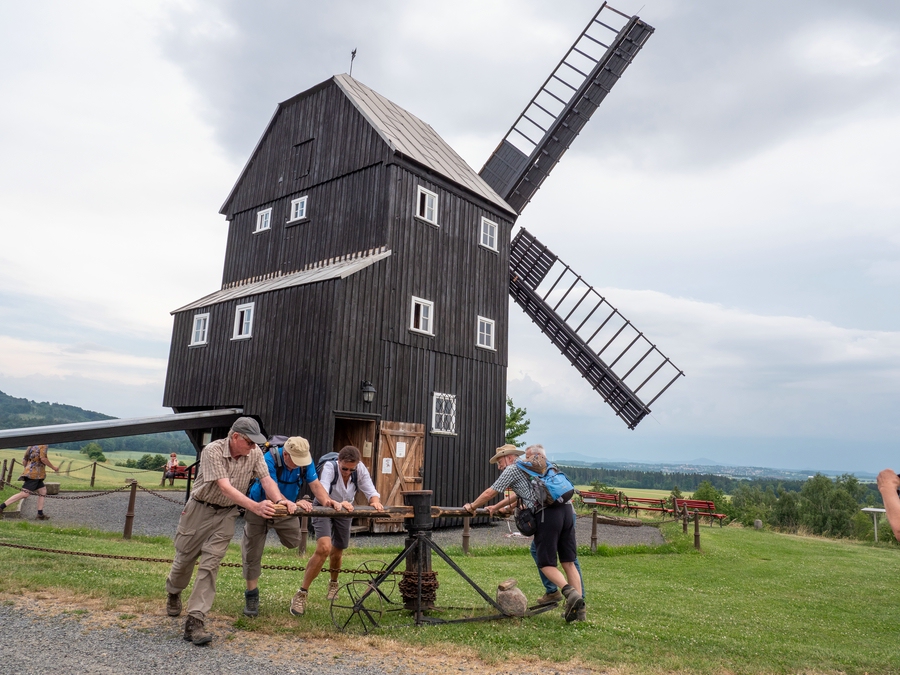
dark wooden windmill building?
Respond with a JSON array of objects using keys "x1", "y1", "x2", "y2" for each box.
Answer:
[{"x1": 163, "y1": 4, "x2": 683, "y2": 523}]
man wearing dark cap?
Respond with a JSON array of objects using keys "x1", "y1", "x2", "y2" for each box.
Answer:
[
  {"x1": 165, "y1": 417, "x2": 293, "y2": 646},
  {"x1": 463, "y1": 443, "x2": 585, "y2": 623},
  {"x1": 240, "y1": 436, "x2": 336, "y2": 617}
]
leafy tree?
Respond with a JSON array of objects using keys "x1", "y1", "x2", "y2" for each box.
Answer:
[
  {"x1": 772, "y1": 489, "x2": 800, "y2": 529},
  {"x1": 505, "y1": 396, "x2": 530, "y2": 448},
  {"x1": 135, "y1": 454, "x2": 167, "y2": 471},
  {"x1": 80, "y1": 442, "x2": 106, "y2": 463},
  {"x1": 590, "y1": 479, "x2": 612, "y2": 493},
  {"x1": 730, "y1": 483, "x2": 778, "y2": 527},
  {"x1": 799, "y1": 474, "x2": 858, "y2": 537}
]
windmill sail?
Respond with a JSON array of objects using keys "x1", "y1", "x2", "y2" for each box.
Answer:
[
  {"x1": 510, "y1": 229, "x2": 683, "y2": 429},
  {"x1": 480, "y1": 3, "x2": 653, "y2": 214}
]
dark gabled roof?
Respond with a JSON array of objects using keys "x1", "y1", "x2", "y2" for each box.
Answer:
[{"x1": 221, "y1": 75, "x2": 514, "y2": 216}]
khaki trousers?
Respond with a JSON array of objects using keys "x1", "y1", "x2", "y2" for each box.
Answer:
[
  {"x1": 166, "y1": 500, "x2": 238, "y2": 621},
  {"x1": 241, "y1": 510, "x2": 301, "y2": 581}
]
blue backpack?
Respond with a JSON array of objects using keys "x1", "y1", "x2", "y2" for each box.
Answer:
[{"x1": 516, "y1": 461, "x2": 575, "y2": 508}]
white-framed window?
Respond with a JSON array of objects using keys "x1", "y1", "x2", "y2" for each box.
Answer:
[
  {"x1": 190, "y1": 313, "x2": 209, "y2": 346},
  {"x1": 410, "y1": 296, "x2": 434, "y2": 335},
  {"x1": 476, "y1": 316, "x2": 495, "y2": 350},
  {"x1": 432, "y1": 393, "x2": 457, "y2": 435},
  {"x1": 416, "y1": 186, "x2": 438, "y2": 225},
  {"x1": 255, "y1": 208, "x2": 272, "y2": 233},
  {"x1": 289, "y1": 196, "x2": 308, "y2": 222},
  {"x1": 480, "y1": 217, "x2": 498, "y2": 251},
  {"x1": 232, "y1": 302, "x2": 254, "y2": 340}
]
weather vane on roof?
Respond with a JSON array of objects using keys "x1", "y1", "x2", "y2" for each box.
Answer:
[{"x1": 350, "y1": 48, "x2": 357, "y2": 77}]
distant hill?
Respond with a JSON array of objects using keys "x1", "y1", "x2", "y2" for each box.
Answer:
[{"x1": 0, "y1": 390, "x2": 195, "y2": 455}]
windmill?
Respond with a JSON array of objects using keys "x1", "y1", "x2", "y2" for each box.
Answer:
[{"x1": 161, "y1": 2, "x2": 682, "y2": 523}]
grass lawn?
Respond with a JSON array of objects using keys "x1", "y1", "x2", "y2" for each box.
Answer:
[{"x1": 1, "y1": 518, "x2": 898, "y2": 673}]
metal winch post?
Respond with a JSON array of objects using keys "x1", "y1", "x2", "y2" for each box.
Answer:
[{"x1": 401, "y1": 490, "x2": 437, "y2": 612}]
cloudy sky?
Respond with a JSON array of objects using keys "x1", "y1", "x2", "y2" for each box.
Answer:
[{"x1": 1, "y1": 1, "x2": 898, "y2": 473}]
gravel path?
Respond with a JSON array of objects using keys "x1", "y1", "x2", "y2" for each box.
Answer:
[
  {"x1": 15, "y1": 488, "x2": 666, "y2": 549},
  {"x1": 1, "y1": 593, "x2": 597, "y2": 675}
]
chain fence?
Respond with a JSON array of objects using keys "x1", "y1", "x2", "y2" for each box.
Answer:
[{"x1": 0, "y1": 540, "x2": 404, "y2": 575}]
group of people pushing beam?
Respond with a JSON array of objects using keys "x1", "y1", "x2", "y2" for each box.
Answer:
[{"x1": 165, "y1": 417, "x2": 584, "y2": 646}]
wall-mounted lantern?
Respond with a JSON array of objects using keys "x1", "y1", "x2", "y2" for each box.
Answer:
[{"x1": 360, "y1": 380, "x2": 376, "y2": 404}]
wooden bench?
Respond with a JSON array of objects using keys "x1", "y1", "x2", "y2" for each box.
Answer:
[
  {"x1": 578, "y1": 490, "x2": 622, "y2": 510},
  {"x1": 675, "y1": 498, "x2": 726, "y2": 526},
  {"x1": 160, "y1": 465, "x2": 195, "y2": 485},
  {"x1": 624, "y1": 495, "x2": 670, "y2": 517}
]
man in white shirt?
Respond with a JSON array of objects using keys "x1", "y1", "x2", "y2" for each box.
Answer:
[{"x1": 290, "y1": 445, "x2": 384, "y2": 615}]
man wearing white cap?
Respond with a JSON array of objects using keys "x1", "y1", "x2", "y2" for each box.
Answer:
[
  {"x1": 165, "y1": 417, "x2": 294, "y2": 646},
  {"x1": 240, "y1": 435, "x2": 337, "y2": 617}
]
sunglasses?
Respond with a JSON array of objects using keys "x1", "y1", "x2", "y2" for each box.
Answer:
[{"x1": 339, "y1": 465, "x2": 355, "y2": 473}]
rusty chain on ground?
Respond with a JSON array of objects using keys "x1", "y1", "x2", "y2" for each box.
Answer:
[{"x1": 0, "y1": 540, "x2": 406, "y2": 575}]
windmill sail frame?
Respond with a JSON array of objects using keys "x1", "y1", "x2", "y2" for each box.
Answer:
[
  {"x1": 480, "y1": 2, "x2": 654, "y2": 214},
  {"x1": 510, "y1": 229, "x2": 683, "y2": 429}
]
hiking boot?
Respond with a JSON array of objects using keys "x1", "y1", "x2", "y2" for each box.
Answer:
[
  {"x1": 243, "y1": 589, "x2": 259, "y2": 617},
  {"x1": 575, "y1": 605, "x2": 587, "y2": 622},
  {"x1": 326, "y1": 580, "x2": 340, "y2": 601},
  {"x1": 536, "y1": 589, "x2": 563, "y2": 605},
  {"x1": 36, "y1": 514, "x2": 49, "y2": 520},
  {"x1": 290, "y1": 589, "x2": 308, "y2": 616},
  {"x1": 166, "y1": 592, "x2": 182, "y2": 617},
  {"x1": 561, "y1": 586, "x2": 585, "y2": 623},
  {"x1": 183, "y1": 616, "x2": 212, "y2": 645}
]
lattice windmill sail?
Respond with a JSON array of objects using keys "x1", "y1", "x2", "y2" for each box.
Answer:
[
  {"x1": 482, "y1": 3, "x2": 683, "y2": 428},
  {"x1": 510, "y1": 229, "x2": 683, "y2": 429},
  {"x1": 480, "y1": 3, "x2": 654, "y2": 213}
]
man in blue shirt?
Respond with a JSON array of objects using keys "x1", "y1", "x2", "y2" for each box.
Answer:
[{"x1": 240, "y1": 436, "x2": 335, "y2": 617}]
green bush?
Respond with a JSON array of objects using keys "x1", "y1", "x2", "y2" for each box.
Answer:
[
  {"x1": 799, "y1": 474, "x2": 858, "y2": 537},
  {"x1": 79, "y1": 441, "x2": 106, "y2": 463}
]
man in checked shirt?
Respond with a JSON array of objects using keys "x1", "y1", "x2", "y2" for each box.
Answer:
[{"x1": 165, "y1": 417, "x2": 296, "y2": 646}]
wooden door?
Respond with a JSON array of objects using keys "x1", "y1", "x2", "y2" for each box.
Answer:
[{"x1": 372, "y1": 421, "x2": 425, "y2": 532}]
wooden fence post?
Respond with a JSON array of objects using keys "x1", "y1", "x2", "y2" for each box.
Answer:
[
  {"x1": 694, "y1": 511, "x2": 701, "y2": 550},
  {"x1": 462, "y1": 516, "x2": 471, "y2": 555},
  {"x1": 590, "y1": 509, "x2": 598, "y2": 553},
  {"x1": 1, "y1": 459, "x2": 6, "y2": 488},
  {"x1": 6, "y1": 459, "x2": 16, "y2": 484},
  {"x1": 90, "y1": 462, "x2": 97, "y2": 488},
  {"x1": 298, "y1": 516, "x2": 308, "y2": 556},
  {"x1": 123, "y1": 480, "x2": 138, "y2": 539},
  {"x1": 682, "y1": 507, "x2": 688, "y2": 535}
]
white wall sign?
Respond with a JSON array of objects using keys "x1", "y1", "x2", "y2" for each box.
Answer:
[
  {"x1": 362, "y1": 441, "x2": 372, "y2": 458},
  {"x1": 381, "y1": 457, "x2": 393, "y2": 474},
  {"x1": 396, "y1": 441, "x2": 406, "y2": 458}
]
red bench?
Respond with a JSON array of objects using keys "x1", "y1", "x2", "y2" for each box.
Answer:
[
  {"x1": 578, "y1": 490, "x2": 622, "y2": 510},
  {"x1": 624, "y1": 496, "x2": 671, "y2": 517},
  {"x1": 675, "y1": 498, "x2": 726, "y2": 526}
]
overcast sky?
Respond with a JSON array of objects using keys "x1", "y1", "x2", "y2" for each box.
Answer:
[{"x1": 1, "y1": 1, "x2": 898, "y2": 474}]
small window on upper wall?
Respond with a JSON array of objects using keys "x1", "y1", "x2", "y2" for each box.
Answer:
[
  {"x1": 432, "y1": 392, "x2": 457, "y2": 435},
  {"x1": 480, "y1": 217, "x2": 498, "y2": 251},
  {"x1": 476, "y1": 316, "x2": 495, "y2": 350},
  {"x1": 416, "y1": 186, "x2": 438, "y2": 225},
  {"x1": 410, "y1": 296, "x2": 434, "y2": 336},
  {"x1": 233, "y1": 302, "x2": 254, "y2": 340},
  {"x1": 190, "y1": 313, "x2": 209, "y2": 346},
  {"x1": 255, "y1": 208, "x2": 272, "y2": 233},
  {"x1": 289, "y1": 196, "x2": 308, "y2": 222}
]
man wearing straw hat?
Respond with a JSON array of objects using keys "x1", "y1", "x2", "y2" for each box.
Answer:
[{"x1": 463, "y1": 443, "x2": 585, "y2": 622}]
